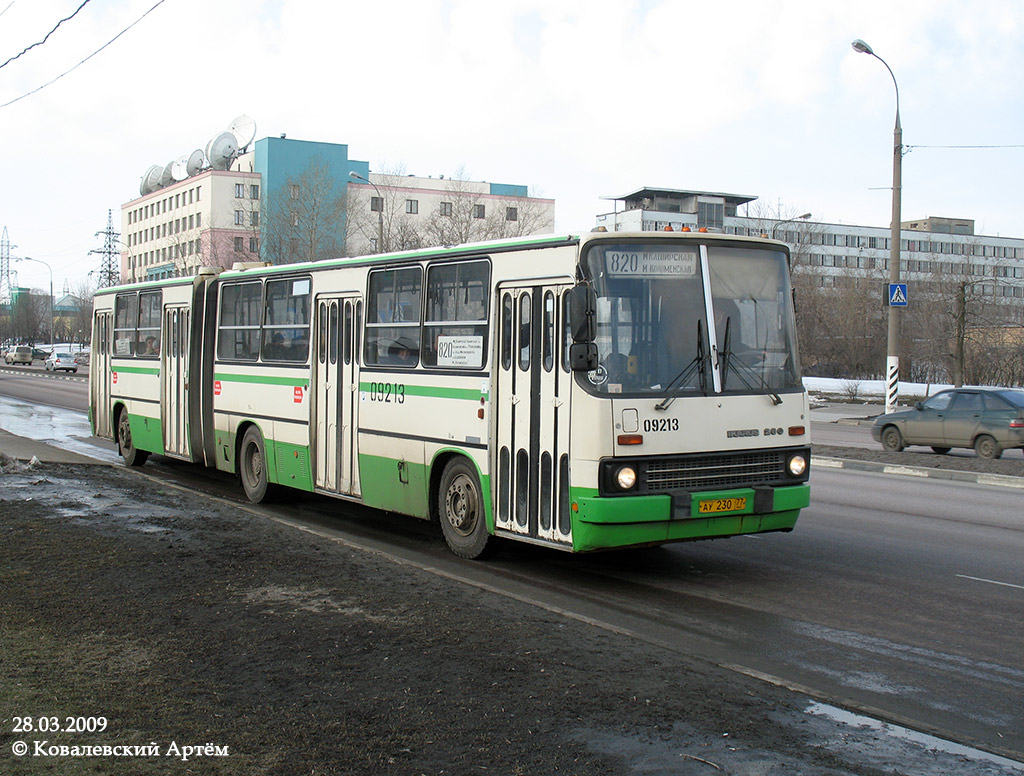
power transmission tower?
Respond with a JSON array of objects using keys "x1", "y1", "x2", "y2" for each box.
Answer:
[
  {"x1": 0, "y1": 226, "x2": 14, "y2": 302},
  {"x1": 89, "y1": 210, "x2": 121, "y2": 288}
]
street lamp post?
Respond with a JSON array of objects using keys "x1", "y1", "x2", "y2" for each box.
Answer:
[
  {"x1": 852, "y1": 38, "x2": 902, "y2": 415},
  {"x1": 349, "y1": 171, "x2": 384, "y2": 254},
  {"x1": 15, "y1": 256, "x2": 53, "y2": 348},
  {"x1": 771, "y1": 212, "x2": 812, "y2": 241}
]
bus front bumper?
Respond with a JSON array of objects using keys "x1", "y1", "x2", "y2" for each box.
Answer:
[{"x1": 571, "y1": 483, "x2": 810, "y2": 552}]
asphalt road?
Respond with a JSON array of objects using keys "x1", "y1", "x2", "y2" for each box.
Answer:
[
  {"x1": 0, "y1": 363, "x2": 88, "y2": 411},
  {"x1": 2, "y1": 368, "x2": 1023, "y2": 768}
]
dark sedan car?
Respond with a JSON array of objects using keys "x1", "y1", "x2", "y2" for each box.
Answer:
[{"x1": 871, "y1": 387, "x2": 1024, "y2": 458}]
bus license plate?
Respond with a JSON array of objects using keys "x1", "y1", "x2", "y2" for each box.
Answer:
[{"x1": 698, "y1": 497, "x2": 747, "y2": 514}]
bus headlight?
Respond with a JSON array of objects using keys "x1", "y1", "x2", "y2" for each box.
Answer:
[
  {"x1": 787, "y1": 454, "x2": 807, "y2": 477},
  {"x1": 616, "y1": 466, "x2": 637, "y2": 490}
]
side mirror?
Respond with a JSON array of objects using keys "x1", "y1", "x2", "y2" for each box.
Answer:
[
  {"x1": 569, "y1": 342, "x2": 598, "y2": 372},
  {"x1": 566, "y1": 284, "x2": 596, "y2": 343}
]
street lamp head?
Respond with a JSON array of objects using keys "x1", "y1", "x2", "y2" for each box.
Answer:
[
  {"x1": 797, "y1": 212, "x2": 812, "y2": 220},
  {"x1": 851, "y1": 39, "x2": 874, "y2": 55}
]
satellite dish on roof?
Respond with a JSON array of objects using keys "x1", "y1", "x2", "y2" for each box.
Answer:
[
  {"x1": 143, "y1": 164, "x2": 164, "y2": 194},
  {"x1": 171, "y1": 155, "x2": 190, "y2": 181},
  {"x1": 205, "y1": 131, "x2": 238, "y2": 170},
  {"x1": 186, "y1": 148, "x2": 205, "y2": 176},
  {"x1": 140, "y1": 164, "x2": 162, "y2": 195},
  {"x1": 159, "y1": 161, "x2": 176, "y2": 187},
  {"x1": 229, "y1": 114, "x2": 256, "y2": 151}
]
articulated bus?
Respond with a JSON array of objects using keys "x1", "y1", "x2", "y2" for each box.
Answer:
[{"x1": 89, "y1": 231, "x2": 810, "y2": 558}]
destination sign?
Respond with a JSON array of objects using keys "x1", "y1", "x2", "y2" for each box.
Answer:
[
  {"x1": 436, "y1": 335, "x2": 484, "y2": 368},
  {"x1": 606, "y1": 250, "x2": 697, "y2": 277}
]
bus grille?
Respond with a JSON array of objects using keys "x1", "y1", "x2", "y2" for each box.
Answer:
[{"x1": 645, "y1": 450, "x2": 791, "y2": 492}]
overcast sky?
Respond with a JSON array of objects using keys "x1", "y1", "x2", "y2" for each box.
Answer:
[{"x1": 2, "y1": 0, "x2": 1022, "y2": 293}]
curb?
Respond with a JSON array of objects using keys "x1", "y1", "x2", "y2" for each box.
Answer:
[{"x1": 814, "y1": 456, "x2": 1024, "y2": 489}]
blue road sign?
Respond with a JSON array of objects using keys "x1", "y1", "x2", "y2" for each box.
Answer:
[{"x1": 888, "y1": 283, "x2": 908, "y2": 307}]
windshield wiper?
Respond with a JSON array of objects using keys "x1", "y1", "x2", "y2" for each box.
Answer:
[
  {"x1": 655, "y1": 320, "x2": 707, "y2": 411},
  {"x1": 719, "y1": 317, "x2": 782, "y2": 405}
]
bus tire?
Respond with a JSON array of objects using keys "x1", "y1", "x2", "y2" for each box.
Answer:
[
  {"x1": 117, "y1": 407, "x2": 149, "y2": 467},
  {"x1": 239, "y1": 426, "x2": 271, "y2": 502},
  {"x1": 438, "y1": 458, "x2": 494, "y2": 559}
]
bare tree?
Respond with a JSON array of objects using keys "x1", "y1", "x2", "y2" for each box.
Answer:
[
  {"x1": 421, "y1": 171, "x2": 487, "y2": 247},
  {"x1": 905, "y1": 246, "x2": 1023, "y2": 386},
  {"x1": 481, "y1": 188, "x2": 553, "y2": 240},
  {"x1": 263, "y1": 156, "x2": 347, "y2": 263},
  {"x1": 10, "y1": 290, "x2": 47, "y2": 343},
  {"x1": 69, "y1": 280, "x2": 95, "y2": 347},
  {"x1": 793, "y1": 273, "x2": 885, "y2": 379}
]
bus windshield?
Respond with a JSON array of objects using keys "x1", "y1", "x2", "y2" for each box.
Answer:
[{"x1": 580, "y1": 241, "x2": 802, "y2": 398}]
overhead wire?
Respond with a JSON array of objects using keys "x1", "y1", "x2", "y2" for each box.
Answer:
[
  {"x1": 906, "y1": 144, "x2": 1024, "y2": 149},
  {"x1": 0, "y1": 0, "x2": 93, "y2": 71},
  {"x1": 0, "y1": 0, "x2": 168, "y2": 110}
]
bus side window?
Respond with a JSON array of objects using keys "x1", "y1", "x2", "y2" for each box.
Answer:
[
  {"x1": 543, "y1": 290, "x2": 555, "y2": 372},
  {"x1": 329, "y1": 302, "x2": 339, "y2": 365},
  {"x1": 113, "y1": 292, "x2": 138, "y2": 356},
  {"x1": 518, "y1": 292, "x2": 531, "y2": 371},
  {"x1": 217, "y1": 282, "x2": 261, "y2": 361},
  {"x1": 137, "y1": 290, "x2": 162, "y2": 357},
  {"x1": 501, "y1": 293, "x2": 513, "y2": 371},
  {"x1": 343, "y1": 301, "x2": 352, "y2": 365},
  {"x1": 355, "y1": 301, "x2": 362, "y2": 366},
  {"x1": 262, "y1": 277, "x2": 311, "y2": 363},
  {"x1": 364, "y1": 267, "x2": 421, "y2": 367},
  {"x1": 422, "y1": 259, "x2": 489, "y2": 369},
  {"x1": 318, "y1": 303, "x2": 328, "y2": 364}
]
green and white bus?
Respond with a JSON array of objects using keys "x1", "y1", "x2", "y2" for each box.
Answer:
[{"x1": 90, "y1": 231, "x2": 810, "y2": 558}]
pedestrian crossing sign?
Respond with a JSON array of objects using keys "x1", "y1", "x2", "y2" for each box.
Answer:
[{"x1": 888, "y1": 283, "x2": 908, "y2": 307}]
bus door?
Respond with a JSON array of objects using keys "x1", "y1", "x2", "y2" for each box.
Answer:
[
  {"x1": 495, "y1": 283, "x2": 572, "y2": 546},
  {"x1": 161, "y1": 305, "x2": 190, "y2": 458},
  {"x1": 313, "y1": 294, "x2": 361, "y2": 495},
  {"x1": 91, "y1": 310, "x2": 113, "y2": 439}
]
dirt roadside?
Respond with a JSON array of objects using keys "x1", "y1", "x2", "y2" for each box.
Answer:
[{"x1": 0, "y1": 451, "x2": 1018, "y2": 776}]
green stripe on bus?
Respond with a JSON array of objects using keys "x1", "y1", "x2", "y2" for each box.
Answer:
[
  {"x1": 214, "y1": 372, "x2": 309, "y2": 387},
  {"x1": 113, "y1": 366, "x2": 160, "y2": 375},
  {"x1": 358, "y1": 382, "x2": 488, "y2": 401}
]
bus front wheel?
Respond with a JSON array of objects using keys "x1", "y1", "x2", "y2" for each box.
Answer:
[
  {"x1": 239, "y1": 427, "x2": 270, "y2": 502},
  {"x1": 117, "y1": 408, "x2": 149, "y2": 467},
  {"x1": 438, "y1": 459, "x2": 494, "y2": 559}
]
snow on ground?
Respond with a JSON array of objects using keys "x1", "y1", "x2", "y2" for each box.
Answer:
[{"x1": 802, "y1": 377, "x2": 952, "y2": 400}]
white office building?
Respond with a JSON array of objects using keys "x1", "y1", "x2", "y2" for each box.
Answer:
[{"x1": 595, "y1": 187, "x2": 1024, "y2": 322}]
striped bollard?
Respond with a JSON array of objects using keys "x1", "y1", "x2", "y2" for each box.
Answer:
[{"x1": 885, "y1": 356, "x2": 899, "y2": 414}]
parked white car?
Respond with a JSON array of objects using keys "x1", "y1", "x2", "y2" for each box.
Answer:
[{"x1": 5, "y1": 346, "x2": 33, "y2": 365}]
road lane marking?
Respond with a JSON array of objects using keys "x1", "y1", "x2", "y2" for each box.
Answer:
[{"x1": 956, "y1": 574, "x2": 1024, "y2": 591}]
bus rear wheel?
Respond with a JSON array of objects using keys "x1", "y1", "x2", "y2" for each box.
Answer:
[
  {"x1": 239, "y1": 426, "x2": 271, "y2": 502},
  {"x1": 117, "y1": 407, "x2": 149, "y2": 467},
  {"x1": 438, "y1": 459, "x2": 494, "y2": 559}
]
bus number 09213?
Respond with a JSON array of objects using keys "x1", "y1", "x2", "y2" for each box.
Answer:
[
  {"x1": 643, "y1": 418, "x2": 679, "y2": 432},
  {"x1": 369, "y1": 382, "x2": 405, "y2": 404}
]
